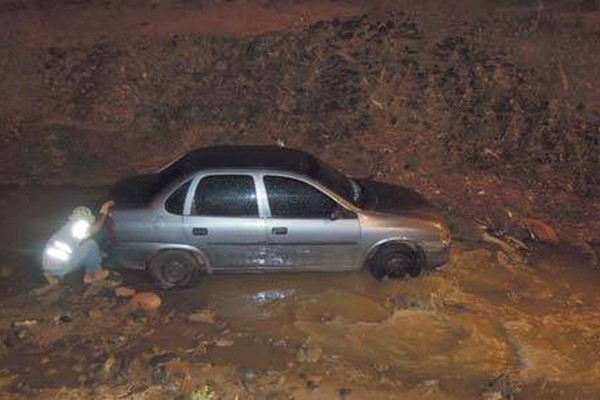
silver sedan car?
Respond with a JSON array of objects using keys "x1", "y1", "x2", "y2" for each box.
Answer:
[{"x1": 107, "y1": 146, "x2": 451, "y2": 288}]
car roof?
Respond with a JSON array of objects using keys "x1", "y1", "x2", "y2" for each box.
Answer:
[{"x1": 161, "y1": 145, "x2": 317, "y2": 178}]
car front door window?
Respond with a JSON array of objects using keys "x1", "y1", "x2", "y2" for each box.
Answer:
[
  {"x1": 262, "y1": 175, "x2": 360, "y2": 270},
  {"x1": 264, "y1": 175, "x2": 337, "y2": 219}
]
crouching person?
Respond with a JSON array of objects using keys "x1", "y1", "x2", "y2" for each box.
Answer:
[{"x1": 32, "y1": 200, "x2": 116, "y2": 295}]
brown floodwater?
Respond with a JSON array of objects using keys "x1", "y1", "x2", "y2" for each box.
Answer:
[
  {"x1": 163, "y1": 245, "x2": 600, "y2": 399},
  {"x1": 1, "y1": 185, "x2": 600, "y2": 399}
]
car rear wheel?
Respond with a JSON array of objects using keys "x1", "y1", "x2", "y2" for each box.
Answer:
[
  {"x1": 370, "y1": 245, "x2": 421, "y2": 280},
  {"x1": 149, "y1": 250, "x2": 203, "y2": 289}
]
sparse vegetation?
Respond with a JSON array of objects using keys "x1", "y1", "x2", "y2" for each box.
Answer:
[{"x1": 192, "y1": 385, "x2": 215, "y2": 400}]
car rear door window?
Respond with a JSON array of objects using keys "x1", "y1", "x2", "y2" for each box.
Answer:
[
  {"x1": 165, "y1": 180, "x2": 191, "y2": 215},
  {"x1": 192, "y1": 175, "x2": 258, "y2": 217},
  {"x1": 264, "y1": 176, "x2": 337, "y2": 219}
]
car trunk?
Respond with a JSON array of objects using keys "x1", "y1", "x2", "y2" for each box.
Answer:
[{"x1": 108, "y1": 173, "x2": 162, "y2": 208}]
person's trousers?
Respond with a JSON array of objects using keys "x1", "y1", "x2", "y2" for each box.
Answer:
[{"x1": 52, "y1": 239, "x2": 102, "y2": 277}]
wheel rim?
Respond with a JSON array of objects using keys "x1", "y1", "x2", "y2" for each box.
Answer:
[
  {"x1": 406, "y1": 265, "x2": 421, "y2": 277},
  {"x1": 386, "y1": 255, "x2": 410, "y2": 278},
  {"x1": 163, "y1": 260, "x2": 189, "y2": 284}
]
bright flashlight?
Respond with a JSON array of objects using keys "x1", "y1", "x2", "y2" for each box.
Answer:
[{"x1": 71, "y1": 219, "x2": 91, "y2": 240}]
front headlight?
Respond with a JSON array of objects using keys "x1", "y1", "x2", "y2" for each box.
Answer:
[{"x1": 434, "y1": 222, "x2": 452, "y2": 246}]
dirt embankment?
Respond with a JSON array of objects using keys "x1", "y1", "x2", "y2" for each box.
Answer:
[{"x1": 0, "y1": 0, "x2": 599, "y2": 242}]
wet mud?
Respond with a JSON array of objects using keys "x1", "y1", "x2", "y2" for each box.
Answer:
[{"x1": 0, "y1": 186, "x2": 599, "y2": 399}]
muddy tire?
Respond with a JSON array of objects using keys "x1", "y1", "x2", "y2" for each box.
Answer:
[
  {"x1": 370, "y1": 245, "x2": 420, "y2": 280},
  {"x1": 148, "y1": 250, "x2": 203, "y2": 289}
]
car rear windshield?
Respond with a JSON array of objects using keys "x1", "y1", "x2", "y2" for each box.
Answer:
[{"x1": 307, "y1": 159, "x2": 355, "y2": 206}]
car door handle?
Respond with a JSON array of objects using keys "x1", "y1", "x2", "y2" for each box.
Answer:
[
  {"x1": 272, "y1": 227, "x2": 288, "y2": 235},
  {"x1": 192, "y1": 227, "x2": 209, "y2": 236}
]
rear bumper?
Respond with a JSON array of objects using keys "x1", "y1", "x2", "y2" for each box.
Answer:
[
  {"x1": 112, "y1": 244, "x2": 147, "y2": 270},
  {"x1": 422, "y1": 242, "x2": 451, "y2": 268}
]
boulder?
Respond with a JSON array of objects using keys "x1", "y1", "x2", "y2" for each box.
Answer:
[
  {"x1": 131, "y1": 292, "x2": 162, "y2": 311},
  {"x1": 114, "y1": 286, "x2": 136, "y2": 298},
  {"x1": 187, "y1": 309, "x2": 216, "y2": 324},
  {"x1": 522, "y1": 218, "x2": 560, "y2": 245},
  {"x1": 296, "y1": 346, "x2": 322, "y2": 363},
  {"x1": 214, "y1": 338, "x2": 234, "y2": 347}
]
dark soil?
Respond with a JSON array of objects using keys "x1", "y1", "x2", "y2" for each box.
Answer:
[{"x1": 1, "y1": 0, "x2": 599, "y2": 245}]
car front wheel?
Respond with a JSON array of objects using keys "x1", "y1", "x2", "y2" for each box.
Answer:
[
  {"x1": 149, "y1": 250, "x2": 203, "y2": 289},
  {"x1": 370, "y1": 245, "x2": 421, "y2": 280}
]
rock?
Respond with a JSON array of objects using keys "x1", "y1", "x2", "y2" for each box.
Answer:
[
  {"x1": 115, "y1": 286, "x2": 136, "y2": 298},
  {"x1": 296, "y1": 346, "x2": 322, "y2": 363},
  {"x1": 131, "y1": 292, "x2": 162, "y2": 311},
  {"x1": 59, "y1": 314, "x2": 73, "y2": 323},
  {"x1": 51, "y1": 314, "x2": 72, "y2": 325},
  {"x1": 149, "y1": 352, "x2": 178, "y2": 367},
  {"x1": 272, "y1": 338, "x2": 288, "y2": 347},
  {"x1": 92, "y1": 279, "x2": 122, "y2": 289},
  {"x1": 187, "y1": 309, "x2": 216, "y2": 324},
  {"x1": 3, "y1": 326, "x2": 34, "y2": 347},
  {"x1": 13, "y1": 320, "x2": 38, "y2": 328},
  {"x1": 152, "y1": 365, "x2": 168, "y2": 384},
  {"x1": 243, "y1": 370, "x2": 257, "y2": 382},
  {"x1": 522, "y1": 218, "x2": 560, "y2": 245},
  {"x1": 420, "y1": 379, "x2": 440, "y2": 388},
  {"x1": 483, "y1": 374, "x2": 517, "y2": 400},
  {"x1": 482, "y1": 391, "x2": 504, "y2": 400},
  {"x1": 214, "y1": 338, "x2": 234, "y2": 347},
  {"x1": 103, "y1": 354, "x2": 117, "y2": 379},
  {"x1": 84, "y1": 281, "x2": 121, "y2": 299},
  {"x1": 338, "y1": 388, "x2": 352, "y2": 399}
]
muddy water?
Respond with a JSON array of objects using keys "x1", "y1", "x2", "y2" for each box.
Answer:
[
  {"x1": 1, "y1": 185, "x2": 600, "y2": 399},
  {"x1": 168, "y1": 247, "x2": 600, "y2": 399}
]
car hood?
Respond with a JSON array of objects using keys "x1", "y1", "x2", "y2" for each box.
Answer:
[
  {"x1": 108, "y1": 173, "x2": 161, "y2": 208},
  {"x1": 357, "y1": 179, "x2": 442, "y2": 222}
]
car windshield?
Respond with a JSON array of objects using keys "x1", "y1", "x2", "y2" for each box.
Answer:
[{"x1": 307, "y1": 159, "x2": 362, "y2": 207}]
